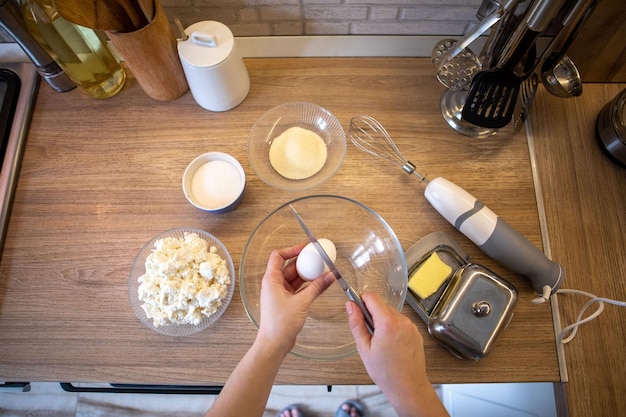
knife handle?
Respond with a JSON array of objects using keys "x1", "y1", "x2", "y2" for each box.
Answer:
[{"x1": 346, "y1": 286, "x2": 375, "y2": 335}]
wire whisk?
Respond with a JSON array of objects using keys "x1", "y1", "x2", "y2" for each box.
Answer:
[{"x1": 348, "y1": 115, "x2": 429, "y2": 183}]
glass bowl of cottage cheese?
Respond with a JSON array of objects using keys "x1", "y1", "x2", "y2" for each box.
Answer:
[{"x1": 129, "y1": 228, "x2": 235, "y2": 336}]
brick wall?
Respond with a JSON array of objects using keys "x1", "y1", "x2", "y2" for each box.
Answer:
[
  {"x1": 163, "y1": 0, "x2": 482, "y2": 37},
  {"x1": 0, "y1": 0, "x2": 483, "y2": 43}
]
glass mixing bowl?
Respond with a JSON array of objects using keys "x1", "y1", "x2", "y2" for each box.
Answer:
[
  {"x1": 247, "y1": 102, "x2": 346, "y2": 191},
  {"x1": 240, "y1": 195, "x2": 407, "y2": 359}
]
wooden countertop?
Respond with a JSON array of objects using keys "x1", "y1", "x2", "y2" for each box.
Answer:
[
  {"x1": 0, "y1": 58, "x2": 560, "y2": 386},
  {"x1": 529, "y1": 84, "x2": 626, "y2": 417}
]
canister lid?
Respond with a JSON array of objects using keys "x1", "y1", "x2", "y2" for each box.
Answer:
[
  {"x1": 178, "y1": 21, "x2": 235, "y2": 68},
  {"x1": 404, "y1": 232, "x2": 518, "y2": 360},
  {"x1": 428, "y1": 263, "x2": 518, "y2": 360}
]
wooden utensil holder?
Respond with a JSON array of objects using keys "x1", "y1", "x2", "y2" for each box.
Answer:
[{"x1": 106, "y1": 0, "x2": 187, "y2": 101}]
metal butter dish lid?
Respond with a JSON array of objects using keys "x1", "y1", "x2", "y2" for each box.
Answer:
[{"x1": 405, "y1": 232, "x2": 518, "y2": 360}]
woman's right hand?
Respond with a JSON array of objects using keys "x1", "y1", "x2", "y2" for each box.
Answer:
[{"x1": 346, "y1": 292, "x2": 449, "y2": 417}]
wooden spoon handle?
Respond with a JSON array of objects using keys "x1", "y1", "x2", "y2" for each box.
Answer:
[
  {"x1": 54, "y1": 0, "x2": 148, "y2": 32},
  {"x1": 106, "y1": 0, "x2": 188, "y2": 101}
]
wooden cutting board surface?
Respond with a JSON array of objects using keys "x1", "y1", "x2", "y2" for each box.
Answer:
[{"x1": 0, "y1": 58, "x2": 560, "y2": 386}]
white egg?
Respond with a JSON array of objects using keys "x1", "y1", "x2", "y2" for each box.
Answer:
[{"x1": 296, "y1": 238, "x2": 337, "y2": 280}]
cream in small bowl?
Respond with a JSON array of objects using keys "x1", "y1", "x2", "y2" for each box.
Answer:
[
  {"x1": 183, "y1": 152, "x2": 246, "y2": 213},
  {"x1": 247, "y1": 102, "x2": 346, "y2": 192}
]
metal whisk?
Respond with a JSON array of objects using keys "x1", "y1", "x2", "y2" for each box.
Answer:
[
  {"x1": 348, "y1": 115, "x2": 429, "y2": 183},
  {"x1": 349, "y1": 117, "x2": 564, "y2": 298}
]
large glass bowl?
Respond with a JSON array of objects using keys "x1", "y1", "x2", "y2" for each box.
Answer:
[
  {"x1": 240, "y1": 195, "x2": 407, "y2": 359},
  {"x1": 247, "y1": 102, "x2": 346, "y2": 191},
  {"x1": 129, "y1": 228, "x2": 235, "y2": 337}
]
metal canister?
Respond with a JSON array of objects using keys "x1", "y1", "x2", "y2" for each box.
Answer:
[
  {"x1": 596, "y1": 88, "x2": 626, "y2": 168},
  {"x1": 427, "y1": 263, "x2": 518, "y2": 360}
]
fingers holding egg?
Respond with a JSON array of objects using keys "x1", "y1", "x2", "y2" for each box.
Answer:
[{"x1": 296, "y1": 239, "x2": 337, "y2": 280}]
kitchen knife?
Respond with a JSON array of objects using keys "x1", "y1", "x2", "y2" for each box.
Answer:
[{"x1": 289, "y1": 204, "x2": 375, "y2": 335}]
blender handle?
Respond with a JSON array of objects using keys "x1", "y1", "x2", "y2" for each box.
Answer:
[{"x1": 424, "y1": 177, "x2": 564, "y2": 295}]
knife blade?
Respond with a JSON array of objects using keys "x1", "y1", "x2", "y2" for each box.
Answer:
[{"x1": 289, "y1": 204, "x2": 375, "y2": 335}]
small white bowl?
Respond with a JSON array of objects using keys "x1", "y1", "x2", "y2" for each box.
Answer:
[{"x1": 182, "y1": 152, "x2": 246, "y2": 213}]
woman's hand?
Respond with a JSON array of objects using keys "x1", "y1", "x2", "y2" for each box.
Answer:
[
  {"x1": 257, "y1": 243, "x2": 334, "y2": 356},
  {"x1": 347, "y1": 292, "x2": 430, "y2": 392},
  {"x1": 346, "y1": 292, "x2": 449, "y2": 417},
  {"x1": 206, "y1": 245, "x2": 334, "y2": 417}
]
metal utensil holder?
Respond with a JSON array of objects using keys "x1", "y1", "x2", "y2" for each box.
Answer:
[{"x1": 436, "y1": 0, "x2": 596, "y2": 138}]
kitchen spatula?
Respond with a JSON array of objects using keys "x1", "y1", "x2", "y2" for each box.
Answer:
[
  {"x1": 462, "y1": 68, "x2": 520, "y2": 128},
  {"x1": 462, "y1": 39, "x2": 536, "y2": 128},
  {"x1": 462, "y1": 0, "x2": 566, "y2": 129}
]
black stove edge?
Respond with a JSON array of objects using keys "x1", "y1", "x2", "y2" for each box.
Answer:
[{"x1": 0, "y1": 62, "x2": 40, "y2": 258}]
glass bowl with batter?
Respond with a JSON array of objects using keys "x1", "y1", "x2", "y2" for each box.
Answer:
[{"x1": 247, "y1": 102, "x2": 346, "y2": 191}]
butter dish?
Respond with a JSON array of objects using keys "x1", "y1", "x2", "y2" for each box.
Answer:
[
  {"x1": 405, "y1": 231, "x2": 470, "y2": 321},
  {"x1": 405, "y1": 232, "x2": 517, "y2": 360}
]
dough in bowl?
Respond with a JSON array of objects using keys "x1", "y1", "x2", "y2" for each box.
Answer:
[{"x1": 269, "y1": 127, "x2": 327, "y2": 179}]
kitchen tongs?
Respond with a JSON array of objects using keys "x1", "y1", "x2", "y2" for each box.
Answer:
[{"x1": 462, "y1": 0, "x2": 566, "y2": 128}]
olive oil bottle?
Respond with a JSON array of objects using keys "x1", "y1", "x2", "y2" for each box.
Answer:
[{"x1": 21, "y1": 0, "x2": 125, "y2": 99}]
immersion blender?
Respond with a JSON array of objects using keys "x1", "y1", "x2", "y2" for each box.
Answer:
[{"x1": 349, "y1": 115, "x2": 563, "y2": 296}]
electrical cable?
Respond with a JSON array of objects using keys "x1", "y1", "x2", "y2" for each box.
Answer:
[{"x1": 533, "y1": 285, "x2": 626, "y2": 344}]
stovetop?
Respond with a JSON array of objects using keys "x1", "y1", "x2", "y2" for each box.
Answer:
[{"x1": 0, "y1": 62, "x2": 40, "y2": 255}]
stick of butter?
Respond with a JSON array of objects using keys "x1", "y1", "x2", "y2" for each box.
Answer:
[{"x1": 408, "y1": 252, "x2": 452, "y2": 299}]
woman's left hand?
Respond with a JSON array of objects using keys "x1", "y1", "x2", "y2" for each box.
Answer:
[{"x1": 257, "y1": 243, "x2": 334, "y2": 355}]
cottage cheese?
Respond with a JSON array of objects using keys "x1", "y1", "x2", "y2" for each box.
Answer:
[{"x1": 137, "y1": 232, "x2": 231, "y2": 327}]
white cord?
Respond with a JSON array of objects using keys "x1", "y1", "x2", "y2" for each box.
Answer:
[
  {"x1": 532, "y1": 285, "x2": 626, "y2": 344},
  {"x1": 531, "y1": 285, "x2": 552, "y2": 305}
]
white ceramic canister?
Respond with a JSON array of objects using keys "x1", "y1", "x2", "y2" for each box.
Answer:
[{"x1": 177, "y1": 21, "x2": 250, "y2": 111}]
